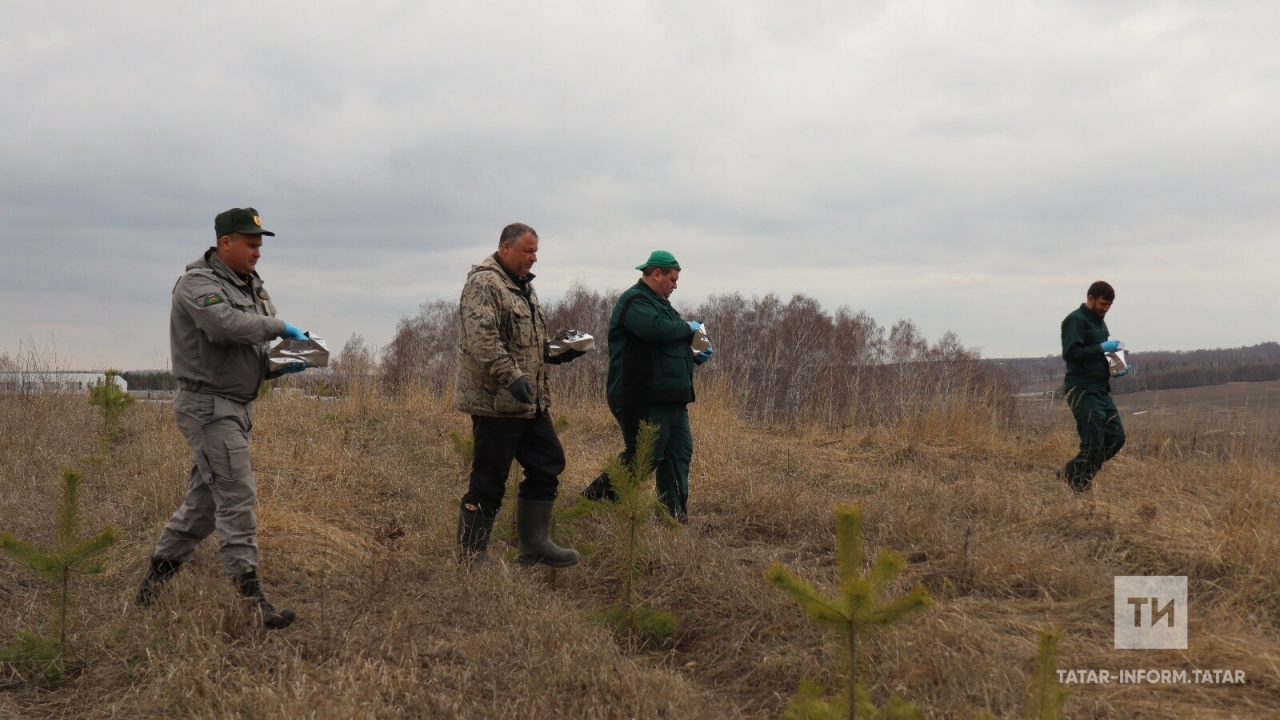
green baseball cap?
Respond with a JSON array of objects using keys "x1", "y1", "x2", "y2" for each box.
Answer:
[
  {"x1": 214, "y1": 207, "x2": 275, "y2": 238},
  {"x1": 635, "y1": 250, "x2": 680, "y2": 271}
]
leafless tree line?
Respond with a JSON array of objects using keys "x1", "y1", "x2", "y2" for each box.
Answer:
[
  {"x1": 996, "y1": 342, "x2": 1280, "y2": 396},
  {"x1": 373, "y1": 283, "x2": 1013, "y2": 427}
]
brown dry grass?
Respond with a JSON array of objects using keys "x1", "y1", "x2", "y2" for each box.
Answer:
[{"x1": 3, "y1": 380, "x2": 1280, "y2": 718}]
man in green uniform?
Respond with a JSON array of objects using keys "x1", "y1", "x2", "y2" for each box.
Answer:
[
  {"x1": 580, "y1": 251, "x2": 712, "y2": 523},
  {"x1": 453, "y1": 223, "x2": 584, "y2": 565},
  {"x1": 1060, "y1": 280, "x2": 1129, "y2": 492},
  {"x1": 136, "y1": 207, "x2": 309, "y2": 629}
]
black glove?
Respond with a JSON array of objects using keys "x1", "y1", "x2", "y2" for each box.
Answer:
[
  {"x1": 508, "y1": 377, "x2": 533, "y2": 404},
  {"x1": 546, "y1": 349, "x2": 586, "y2": 365}
]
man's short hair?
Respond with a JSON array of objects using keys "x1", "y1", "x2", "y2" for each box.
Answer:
[
  {"x1": 1087, "y1": 281, "x2": 1115, "y2": 301},
  {"x1": 642, "y1": 266, "x2": 677, "y2": 278},
  {"x1": 499, "y1": 223, "x2": 537, "y2": 248}
]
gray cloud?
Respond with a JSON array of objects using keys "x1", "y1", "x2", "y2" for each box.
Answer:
[{"x1": 3, "y1": 1, "x2": 1278, "y2": 368}]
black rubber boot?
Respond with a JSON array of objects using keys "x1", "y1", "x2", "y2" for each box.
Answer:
[
  {"x1": 136, "y1": 556, "x2": 183, "y2": 607},
  {"x1": 515, "y1": 500, "x2": 580, "y2": 568},
  {"x1": 580, "y1": 472, "x2": 618, "y2": 502},
  {"x1": 1060, "y1": 461, "x2": 1090, "y2": 493},
  {"x1": 456, "y1": 506, "x2": 496, "y2": 564},
  {"x1": 236, "y1": 571, "x2": 297, "y2": 630}
]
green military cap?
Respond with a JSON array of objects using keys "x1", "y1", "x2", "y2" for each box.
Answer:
[
  {"x1": 214, "y1": 207, "x2": 275, "y2": 238},
  {"x1": 635, "y1": 250, "x2": 680, "y2": 271}
]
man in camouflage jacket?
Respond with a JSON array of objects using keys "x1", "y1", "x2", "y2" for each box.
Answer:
[
  {"x1": 454, "y1": 223, "x2": 584, "y2": 566},
  {"x1": 136, "y1": 207, "x2": 310, "y2": 629}
]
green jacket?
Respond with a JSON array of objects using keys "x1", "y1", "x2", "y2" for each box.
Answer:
[
  {"x1": 606, "y1": 281, "x2": 697, "y2": 408},
  {"x1": 1061, "y1": 303, "x2": 1111, "y2": 391}
]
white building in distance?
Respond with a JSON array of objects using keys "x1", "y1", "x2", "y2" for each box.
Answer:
[{"x1": 0, "y1": 371, "x2": 128, "y2": 394}]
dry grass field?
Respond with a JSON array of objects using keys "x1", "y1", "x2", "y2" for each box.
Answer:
[
  {"x1": 4, "y1": 378, "x2": 1280, "y2": 718},
  {"x1": 1115, "y1": 380, "x2": 1280, "y2": 424}
]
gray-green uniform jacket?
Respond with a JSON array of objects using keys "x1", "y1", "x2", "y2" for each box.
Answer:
[
  {"x1": 171, "y1": 249, "x2": 286, "y2": 403},
  {"x1": 454, "y1": 253, "x2": 551, "y2": 418},
  {"x1": 606, "y1": 280, "x2": 697, "y2": 409},
  {"x1": 1061, "y1": 303, "x2": 1111, "y2": 392}
]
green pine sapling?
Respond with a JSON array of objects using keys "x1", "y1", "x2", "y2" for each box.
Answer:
[
  {"x1": 0, "y1": 468, "x2": 121, "y2": 651},
  {"x1": 764, "y1": 504, "x2": 931, "y2": 720},
  {"x1": 448, "y1": 429, "x2": 474, "y2": 465},
  {"x1": 1025, "y1": 626, "x2": 1069, "y2": 720},
  {"x1": 566, "y1": 420, "x2": 678, "y2": 637},
  {"x1": 87, "y1": 369, "x2": 135, "y2": 442}
]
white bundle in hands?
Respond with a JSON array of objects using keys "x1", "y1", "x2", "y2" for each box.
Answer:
[
  {"x1": 1106, "y1": 349, "x2": 1129, "y2": 377},
  {"x1": 691, "y1": 323, "x2": 712, "y2": 355},
  {"x1": 547, "y1": 328, "x2": 596, "y2": 357},
  {"x1": 268, "y1": 334, "x2": 330, "y2": 371},
  {"x1": 1106, "y1": 341, "x2": 1128, "y2": 377}
]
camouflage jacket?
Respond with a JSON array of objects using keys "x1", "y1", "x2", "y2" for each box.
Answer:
[
  {"x1": 454, "y1": 253, "x2": 551, "y2": 418},
  {"x1": 171, "y1": 248, "x2": 286, "y2": 404}
]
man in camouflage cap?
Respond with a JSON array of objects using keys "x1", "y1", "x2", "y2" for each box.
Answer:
[
  {"x1": 454, "y1": 222, "x2": 584, "y2": 565},
  {"x1": 580, "y1": 250, "x2": 712, "y2": 523},
  {"x1": 136, "y1": 207, "x2": 310, "y2": 629}
]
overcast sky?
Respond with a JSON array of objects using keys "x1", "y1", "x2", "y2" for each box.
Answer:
[{"x1": 3, "y1": 1, "x2": 1277, "y2": 369}]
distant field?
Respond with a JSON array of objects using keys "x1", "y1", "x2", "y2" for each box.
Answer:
[
  {"x1": 1115, "y1": 379, "x2": 1280, "y2": 423},
  {"x1": 1018, "y1": 379, "x2": 1280, "y2": 435}
]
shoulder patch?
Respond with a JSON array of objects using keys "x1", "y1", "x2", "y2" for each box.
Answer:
[{"x1": 200, "y1": 293, "x2": 225, "y2": 307}]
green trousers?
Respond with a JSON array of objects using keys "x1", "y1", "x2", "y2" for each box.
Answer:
[
  {"x1": 1064, "y1": 386, "x2": 1126, "y2": 491},
  {"x1": 613, "y1": 403, "x2": 693, "y2": 521}
]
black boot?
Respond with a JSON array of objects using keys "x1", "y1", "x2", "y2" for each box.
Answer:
[
  {"x1": 136, "y1": 556, "x2": 183, "y2": 607},
  {"x1": 515, "y1": 500, "x2": 580, "y2": 568},
  {"x1": 236, "y1": 571, "x2": 297, "y2": 630},
  {"x1": 456, "y1": 506, "x2": 496, "y2": 564},
  {"x1": 1060, "y1": 461, "x2": 1090, "y2": 493},
  {"x1": 580, "y1": 472, "x2": 618, "y2": 502}
]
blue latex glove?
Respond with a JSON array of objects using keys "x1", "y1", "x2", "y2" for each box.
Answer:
[
  {"x1": 694, "y1": 347, "x2": 714, "y2": 365},
  {"x1": 1101, "y1": 340, "x2": 1122, "y2": 352},
  {"x1": 1116, "y1": 366, "x2": 1131, "y2": 377},
  {"x1": 281, "y1": 322, "x2": 308, "y2": 341},
  {"x1": 688, "y1": 320, "x2": 702, "y2": 333},
  {"x1": 279, "y1": 361, "x2": 307, "y2": 375}
]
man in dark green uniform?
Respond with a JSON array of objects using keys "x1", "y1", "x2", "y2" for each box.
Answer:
[
  {"x1": 580, "y1": 251, "x2": 712, "y2": 522},
  {"x1": 1060, "y1": 280, "x2": 1129, "y2": 492}
]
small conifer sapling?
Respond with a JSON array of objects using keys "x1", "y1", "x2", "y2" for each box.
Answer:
[
  {"x1": 0, "y1": 468, "x2": 121, "y2": 651},
  {"x1": 764, "y1": 504, "x2": 931, "y2": 720},
  {"x1": 566, "y1": 421, "x2": 678, "y2": 637},
  {"x1": 1025, "y1": 625, "x2": 1070, "y2": 720},
  {"x1": 87, "y1": 369, "x2": 135, "y2": 442}
]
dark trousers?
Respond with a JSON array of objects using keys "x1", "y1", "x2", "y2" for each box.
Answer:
[
  {"x1": 1064, "y1": 386, "x2": 1126, "y2": 490},
  {"x1": 461, "y1": 412, "x2": 565, "y2": 517},
  {"x1": 586, "y1": 403, "x2": 693, "y2": 521}
]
